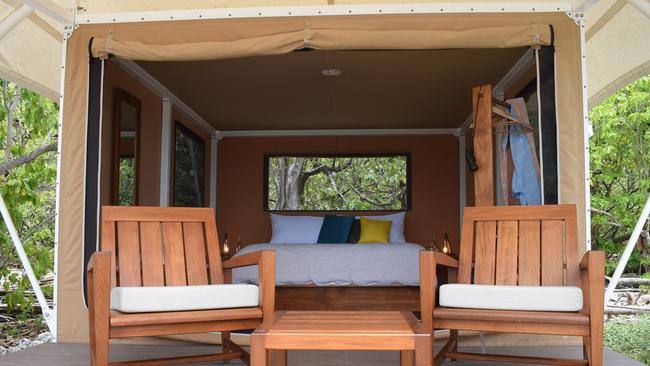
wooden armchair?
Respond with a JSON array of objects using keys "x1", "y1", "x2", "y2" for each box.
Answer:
[
  {"x1": 87, "y1": 206, "x2": 275, "y2": 366},
  {"x1": 420, "y1": 204, "x2": 605, "y2": 366}
]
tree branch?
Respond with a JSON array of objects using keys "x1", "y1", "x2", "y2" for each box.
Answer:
[
  {"x1": 0, "y1": 142, "x2": 57, "y2": 175},
  {"x1": 591, "y1": 207, "x2": 622, "y2": 225},
  {"x1": 303, "y1": 159, "x2": 352, "y2": 177},
  {"x1": 303, "y1": 165, "x2": 329, "y2": 177},
  {"x1": 351, "y1": 185, "x2": 394, "y2": 209}
]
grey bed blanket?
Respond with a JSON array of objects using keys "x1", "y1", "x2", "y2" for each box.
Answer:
[{"x1": 231, "y1": 243, "x2": 425, "y2": 286}]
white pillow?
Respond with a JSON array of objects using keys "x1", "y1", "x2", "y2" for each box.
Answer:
[
  {"x1": 270, "y1": 214, "x2": 324, "y2": 244},
  {"x1": 361, "y1": 212, "x2": 406, "y2": 243}
]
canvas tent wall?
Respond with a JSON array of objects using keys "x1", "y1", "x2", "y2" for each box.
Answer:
[
  {"x1": 51, "y1": 7, "x2": 589, "y2": 342},
  {"x1": 2, "y1": 0, "x2": 648, "y2": 105}
]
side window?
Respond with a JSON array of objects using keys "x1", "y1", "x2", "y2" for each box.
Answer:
[
  {"x1": 172, "y1": 122, "x2": 206, "y2": 207},
  {"x1": 264, "y1": 154, "x2": 411, "y2": 211}
]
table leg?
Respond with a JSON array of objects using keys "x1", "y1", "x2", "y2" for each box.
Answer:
[
  {"x1": 251, "y1": 332, "x2": 266, "y2": 366},
  {"x1": 415, "y1": 335, "x2": 432, "y2": 366},
  {"x1": 400, "y1": 350, "x2": 414, "y2": 366}
]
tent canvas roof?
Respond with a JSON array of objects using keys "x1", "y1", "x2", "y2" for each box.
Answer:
[{"x1": 1, "y1": 0, "x2": 648, "y2": 106}]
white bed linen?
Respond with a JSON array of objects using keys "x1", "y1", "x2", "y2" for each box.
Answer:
[{"x1": 231, "y1": 243, "x2": 424, "y2": 286}]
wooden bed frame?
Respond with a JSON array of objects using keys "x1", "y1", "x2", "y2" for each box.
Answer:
[
  {"x1": 276, "y1": 286, "x2": 420, "y2": 311},
  {"x1": 274, "y1": 266, "x2": 449, "y2": 311}
]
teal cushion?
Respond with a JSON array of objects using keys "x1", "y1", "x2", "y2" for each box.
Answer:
[{"x1": 317, "y1": 215, "x2": 354, "y2": 244}]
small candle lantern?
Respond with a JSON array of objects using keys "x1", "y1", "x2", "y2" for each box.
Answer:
[
  {"x1": 441, "y1": 232, "x2": 452, "y2": 255},
  {"x1": 222, "y1": 233, "x2": 231, "y2": 257}
]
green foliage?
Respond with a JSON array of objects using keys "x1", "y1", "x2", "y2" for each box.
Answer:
[
  {"x1": 604, "y1": 315, "x2": 650, "y2": 364},
  {"x1": 118, "y1": 158, "x2": 136, "y2": 206},
  {"x1": 0, "y1": 80, "x2": 58, "y2": 316},
  {"x1": 268, "y1": 156, "x2": 408, "y2": 211},
  {"x1": 590, "y1": 76, "x2": 650, "y2": 276}
]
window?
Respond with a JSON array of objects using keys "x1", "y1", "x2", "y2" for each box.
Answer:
[
  {"x1": 264, "y1": 154, "x2": 411, "y2": 211},
  {"x1": 112, "y1": 89, "x2": 140, "y2": 206},
  {"x1": 172, "y1": 122, "x2": 206, "y2": 207}
]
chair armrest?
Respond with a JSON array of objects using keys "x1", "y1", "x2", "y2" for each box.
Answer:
[
  {"x1": 419, "y1": 251, "x2": 460, "y2": 333},
  {"x1": 87, "y1": 251, "x2": 111, "y2": 274},
  {"x1": 223, "y1": 251, "x2": 265, "y2": 269},
  {"x1": 433, "y1": 252, "x2": 459, "y2": 268},
  {"x1": 224, "y1": 251, "x2": 276, "y2": 328},
  {"x1": 419, "y1": 251, "x2": 437, "y2": 333},
  {"x1": 580, "y1": 250, "x2": 604, "y2": 270},
  {"x1": 256, "y1": 251, "x2": 276, "y2": 329},
  {"x1": 579, "y1": 251, "x2": 605, "y2": 316},
  {"x1": 87, "y1": 251, "x2": 112, "y2": 334}
]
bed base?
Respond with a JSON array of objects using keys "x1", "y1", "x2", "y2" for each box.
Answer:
[{"x1": 276, "y1": 286, "x2": 420, "y2": 311}]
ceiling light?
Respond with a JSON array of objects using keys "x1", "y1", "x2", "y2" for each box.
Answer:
[{"x1": 321, "y1": 68, "x2": 341, "y2": 76}]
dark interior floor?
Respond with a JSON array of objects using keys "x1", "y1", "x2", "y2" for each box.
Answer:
[{"x1": 0, "y1": 343, "x2": 644, "y2": 366}]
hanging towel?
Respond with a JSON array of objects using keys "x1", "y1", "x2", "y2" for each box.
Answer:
[{"x1": 506, "y1": 98, "x2": 541, "y2": 206}]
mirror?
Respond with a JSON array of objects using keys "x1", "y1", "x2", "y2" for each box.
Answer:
[{"x1": 112, "y1": 89, "x2": 141, "y2": 206}]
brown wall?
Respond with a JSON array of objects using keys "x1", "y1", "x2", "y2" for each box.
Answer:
[
  {"x1": 101, "y1": 63, "x2": 214, "y2": 207},
  {"x1": 217, "y1": 135, "x2": 460, "y2": 250},
  {"x1": 101, "y1": 62, "x2": 162, "y2": 206}
]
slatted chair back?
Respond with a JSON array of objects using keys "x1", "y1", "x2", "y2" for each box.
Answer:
[
  {"x1": 100, "y1": 206, "x2": 224, "y2": 289},
  {"x1": 457, "y1": 204, "x2": 580, "y2": 287}
]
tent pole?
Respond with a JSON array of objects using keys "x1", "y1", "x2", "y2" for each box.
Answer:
[
  {"x1": 604, "y1": 195, "x2": 650, "y2": 303},
  {"x1": 160, "y1": 97, "x2": 172, "y2": 207},
  {"x1": 0, "y1": 3, "x2": 33, "y2": 41},
  {"x1": 22, "y1": 0, "x2": 73, "y2": 26},
  {"x1": 0, "y1": 192, "x2": 56, "y2": 334}
]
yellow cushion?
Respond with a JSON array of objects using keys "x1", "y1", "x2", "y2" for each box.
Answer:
[{"x1": 358, "y1": 218, "x2": 392, "y2": 243}]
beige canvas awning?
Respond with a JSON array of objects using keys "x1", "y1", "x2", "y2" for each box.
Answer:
[
  {"x1": 583, "y1": 0, "x2": 650, "y2": 107},
  {"x1": 2, "y1": 0, "x2": 647, "y2": 103},
  {"x1": 90, "y1": 24, "x2": 552, "y2": 61},
  {"x1": 0, "y1": 0, "x2": 71, "y2": 101}
]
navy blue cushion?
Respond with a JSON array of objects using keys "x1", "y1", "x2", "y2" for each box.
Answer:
[
  {"x1": 317, "y1": 215, "x2": 354, "y2": 244},
  {"x1": 347, "y1": 219, "x2": 361, "y2": 243}
]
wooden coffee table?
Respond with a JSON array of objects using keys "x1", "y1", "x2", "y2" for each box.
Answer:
[{"x1": 251, "y1": 311, "x2": 432, "y2": 366}]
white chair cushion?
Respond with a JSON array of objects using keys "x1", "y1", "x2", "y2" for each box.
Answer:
[
  {"x1": 110, "y1": 284, "x2": 259, "y2": 313},
  {"x1": 439, "y1": 284, "x2": 583, "y2": 312}
]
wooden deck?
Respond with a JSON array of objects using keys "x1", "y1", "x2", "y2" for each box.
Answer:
[{"x1": 0, "y1": 342, "x2": 644, "y2": 365}]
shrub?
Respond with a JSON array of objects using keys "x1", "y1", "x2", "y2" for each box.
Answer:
[{"x1": 604, "y1": 315, "x2": 650, "y2": 364}]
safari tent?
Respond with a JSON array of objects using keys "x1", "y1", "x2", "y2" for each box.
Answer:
[{"x1": 0, "y1": 0, "x2": 649, "y2": 346}]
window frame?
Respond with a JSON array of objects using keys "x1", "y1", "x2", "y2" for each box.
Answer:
[
  {"x1": 171, "y1": 120, "x2": 208, "y2": 207},
  {"x1": 263, "y1": 153, "x2": 412, "y2": 212},
  {"x1": 111, "y1": 88, "x2": 141, "y2": 206}
]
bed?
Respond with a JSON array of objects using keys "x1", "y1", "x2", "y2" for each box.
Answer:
[{"x1": 231, "y1": 242, "x2": 426, "y2": 311}]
